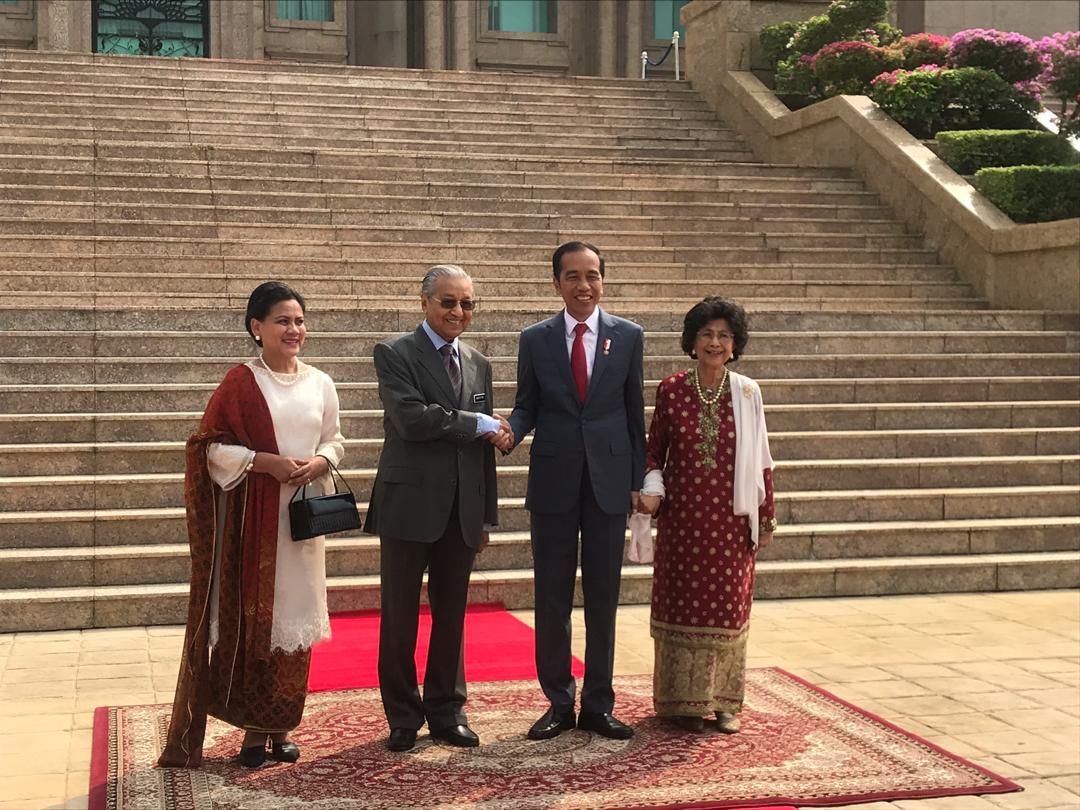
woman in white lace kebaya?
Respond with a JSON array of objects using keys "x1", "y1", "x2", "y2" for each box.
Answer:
[{"x1": 159, "y1": 282, "x2": 345, "y2": 770}]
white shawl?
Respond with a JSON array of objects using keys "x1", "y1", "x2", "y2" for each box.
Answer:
[{"x1": 729, "y1": 371, "x2": 775, "y2": 548}]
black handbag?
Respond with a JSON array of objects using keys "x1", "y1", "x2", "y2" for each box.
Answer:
[{"x1": 288, "y1": 458, "x2": 361, "y2": 541}]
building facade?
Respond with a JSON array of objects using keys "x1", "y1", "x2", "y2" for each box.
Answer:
[
  {"x1": 0, "y1": 0, "x2": 690, "y2": 78},
  {"x1": 2, "y1": 1, "x2": 1075, "y2": 80}
]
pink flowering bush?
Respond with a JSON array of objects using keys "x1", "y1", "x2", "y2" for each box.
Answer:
[
  {"x1": 812, "y1": 40, "x2": 902, "y2": 94},
  {"x1": 949, "y1": 29, "x2": 1043, "y2": 83},
  {"x1": 893, "y1": 33, "x2": 950, "y2": 70},
  {"x1": 1036, "y1": 31, "x2": 1080, "y2": 134}
]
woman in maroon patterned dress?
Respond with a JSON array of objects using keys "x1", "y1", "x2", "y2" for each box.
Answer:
[{"x1": 637, "y1": 297, "x2": 776, "y2": 734}]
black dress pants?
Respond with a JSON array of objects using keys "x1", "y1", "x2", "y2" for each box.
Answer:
[
  {"x1": 530, "y1": 467, "x2": 626, "y2": 715},
  {"x1": 378, "y1": 499, "x2": 477, "y2": 731}
]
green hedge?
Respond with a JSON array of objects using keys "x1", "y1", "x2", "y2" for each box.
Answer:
[
  {"x1": 936, "y1": 129, "x2": 1079, "y2": 174},
  {"x1": 973, "y1": 165, "x2": 1080, "y2": 223}
]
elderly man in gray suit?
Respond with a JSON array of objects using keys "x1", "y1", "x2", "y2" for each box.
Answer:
[
  {"x1": 507, "y1": 241, "x2": 646, "y2": 741},
  {"x1": 365, "y1": 264, "x2": 511, "y2": 753}
]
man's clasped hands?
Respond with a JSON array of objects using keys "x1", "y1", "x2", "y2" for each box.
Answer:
[{"x1": 482, "y1": 414, "x2": 515, "y2": 454}]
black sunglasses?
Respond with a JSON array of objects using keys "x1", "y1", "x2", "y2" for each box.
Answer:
[{"x1": 435, "y1": 298, "x2": 478, "y2": 311}]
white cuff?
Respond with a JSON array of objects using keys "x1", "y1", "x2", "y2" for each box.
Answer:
[{"x1": 641, "y1": 468, "x2": 665, "y2": 497}]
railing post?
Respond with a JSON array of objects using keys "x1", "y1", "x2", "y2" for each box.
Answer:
[
  {"x1": 673, "y1": 31, "x2": 680, "y2": 81},
  {"x1": 640, "y1": 50, "x2": 648, "y2": 79}
]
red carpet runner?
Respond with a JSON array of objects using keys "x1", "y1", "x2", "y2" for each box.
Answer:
[{"x1": 308, "y1": 603, "x2": 584, "y2": 691}]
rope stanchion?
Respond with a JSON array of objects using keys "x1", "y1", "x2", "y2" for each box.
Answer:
[{"x1": 641, "y1": 32, "x2": 681, "y2": 80}]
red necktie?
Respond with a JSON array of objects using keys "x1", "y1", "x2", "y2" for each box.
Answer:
[{"x1": 571, "y1": 322, "x2": 589, "y2": 404}]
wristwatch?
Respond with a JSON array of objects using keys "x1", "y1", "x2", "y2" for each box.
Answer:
[{"x1": 759, "y1": 516, "x2": 778, "y2": 533}]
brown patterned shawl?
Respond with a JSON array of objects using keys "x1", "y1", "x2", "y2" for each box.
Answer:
[{"x1": 158, "y1": 365, "x2": 280, "y2": 768}]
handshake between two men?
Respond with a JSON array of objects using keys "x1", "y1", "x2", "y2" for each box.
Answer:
[{"x1": 481, "y1": 414, "x2": 515, "y2": 454}]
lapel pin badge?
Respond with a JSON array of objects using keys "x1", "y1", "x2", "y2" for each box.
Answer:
[{"x1": 603, "y1": 338, "x2": 611, "y2": 356}]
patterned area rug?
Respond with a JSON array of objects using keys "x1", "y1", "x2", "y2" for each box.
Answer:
[{"x1": 90, "y1": 669, "x2": 1019, "y2": 810}]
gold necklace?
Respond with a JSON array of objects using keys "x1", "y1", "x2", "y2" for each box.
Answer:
[{"x1": 689, "y1": 366, "x2": 729, "y2": 471}]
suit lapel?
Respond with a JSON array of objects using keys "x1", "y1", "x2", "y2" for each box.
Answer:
[
  {"x1": 545, "y1": 313, "x2": 579, "y2": 405},
  {"x1": 458, "y1": 342, "x2": 483, "y2": 408},
  {"x1": 411, "y1": 325, "x2": 458, "y2": 406},
  {"x1": 585, "y1": 309, "x2": 613, "y2": 406}
]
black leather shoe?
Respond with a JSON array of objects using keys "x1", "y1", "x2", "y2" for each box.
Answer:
[
  {"x1": 527, "y1": 708, "x2": 576, "y2": 741},
  {"x1": 387, "y1": 728, "x2": 418, "y2": 752},
  {"x1": 577, "y1": 711, "x2": 634, "y2": 740},
  {"x1": 431, "y1": 723, "x2": 480, "y2": 747},
  {"x1": 270, "y1": 740, "x2": 301, "y2": 762},
  {"x1": 237, "y1": 743, "x2": 267, "y2": 768}
]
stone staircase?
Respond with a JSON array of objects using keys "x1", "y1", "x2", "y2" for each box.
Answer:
[{"x1": 0, "y1": 50, "x2": 1077, "y2": 632}]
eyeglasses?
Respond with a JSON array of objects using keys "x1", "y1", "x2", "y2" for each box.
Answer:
[
  {"x1": 435, "y1": 298, "x2": 478, "y2": 311},
  {"x1": 697, "y1": 330, "x2": 734, "y2": 342}
]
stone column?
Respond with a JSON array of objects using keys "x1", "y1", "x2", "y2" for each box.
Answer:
[
  {"x1": 624, "y1": 0, "x2": 644, "y2": 78},
  {"x1": 37, "y1": 0, "x2": 92, "y2": 53},
  {"x1": 597, "y1": 0, "x2": 618, "y2": 77},
  {"x1": 424, "y1": 0, "x2": 446, "y2": 69},
  {"x1": 215, "y1": 0, "x2": 262, "y2": 60},
  {"x1": 449, "y1": 0, "x2": 475, "y2": 71}
]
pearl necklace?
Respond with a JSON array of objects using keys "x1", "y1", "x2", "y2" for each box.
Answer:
[
  {"x1": 255, "y1": 355, "x2": 310, "y2": 387},
  {"x1": 691, "y1": 366, "x2": 729, "y2": 405}
]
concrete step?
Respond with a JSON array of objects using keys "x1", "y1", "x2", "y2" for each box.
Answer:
[
  {"x1": 6, "y1": 330, "x2": 1073, "y2": 359},
  {"x1": 3, "y1": 516, "x2": 1078, "y2": 589},
  {"x1": 0, "y1": 168, "x2": 864, "y2": 195},
  {"x1": 0, "y1": 261, "x2": 962, "y2": 286},
  {"x1": 0, "y1": 446, "x2": 1074, "y2": 491},
  {"x1": 2, "y1": 376, "x2": 1074, "y2": 415},
  {"x1": 1, "y1": 550, "x2": 1076, "y2": 631},
  {"x1": 3, "y1": 353, "x2": 1076, "y2": 386},
  {"x1": 3, "y1": 421, "x2": 1078, "y2": 467},
  {"x1": 0, "y1": 48, "x2": 1075, "y2": 630},
  {"x1": 5, "y1": 400, "x2": 1075, "y2": 444},
  {"x1": 0, "y1": 142, "x2": 849, "y2": 179},
  {"x1": 4, "y1": 306, "x2": 1072, "y2": 334}
]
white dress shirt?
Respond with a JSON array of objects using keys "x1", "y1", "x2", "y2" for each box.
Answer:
[{"x1": 562, "y1": 307, "x2": 600, "y2": 380}]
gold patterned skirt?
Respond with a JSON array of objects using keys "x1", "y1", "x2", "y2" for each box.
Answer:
[{"x1": 651, "y1": 618, "x2": 749, "y2": 717}]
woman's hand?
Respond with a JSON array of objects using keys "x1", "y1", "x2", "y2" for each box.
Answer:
[
  {"x1": 759, "y1": 531, "x2": 774, "y2": 549},
  {"x1": 638, "y1": 494, "x2": 662, "y2": 516},
  {"x1": 289, "y1": 455, "x2": 331, "y2": 487},
  {"x1": 255, "y1": 452, "x2": 303, "y2": 484}
]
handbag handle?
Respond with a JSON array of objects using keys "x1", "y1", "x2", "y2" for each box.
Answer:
[{"x1": 288, "y1": 456, "x2": 355, "y2": 504}]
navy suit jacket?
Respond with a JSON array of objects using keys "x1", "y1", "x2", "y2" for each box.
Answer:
[{"x1": 509, "y1": 308, "x2": 646, "y2": 516}]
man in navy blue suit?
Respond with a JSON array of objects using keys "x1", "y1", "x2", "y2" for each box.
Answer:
[{"x1": 507, "y1": 241, "x2": 646, "y2": 741}]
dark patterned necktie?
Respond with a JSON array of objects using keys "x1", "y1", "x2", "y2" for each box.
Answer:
[{"x1": 439, "y1": 344, "x2": 462, "y2": 400}]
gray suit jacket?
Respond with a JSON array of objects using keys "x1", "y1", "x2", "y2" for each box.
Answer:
[
  {"x1": 508, "y1": 308, "x2": 646, "y2": 515},
  {"x1": 364, "y1": 325, "x2": 498, "y2": 548}
]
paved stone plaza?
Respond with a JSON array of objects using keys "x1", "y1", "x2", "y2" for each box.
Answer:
[{"x1": 0, "y1": 590, "x2": 1076, "y2": 809}]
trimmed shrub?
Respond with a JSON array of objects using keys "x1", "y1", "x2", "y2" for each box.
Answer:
[
  {"x1": 775, "y1": 54, "x2": 820, "y2": 96},
  {"x1": 789, "y1": 14, "x2": 844, "y2": 58},
  {"x1": 935, "y1": 129, "x2": 1079, "y2": 174},
  {"x1": 826, "y1": 0, "x2": 887, "y2": 33},
  {"x1": 973, "y1": 164, "x2": 1080, "y2": 222},
  {"x1": 870, "y1": 66, "x2": 1039, "y2": 138},
  {"x1": 894, "y1": 33, "x2": 951, "y2": 70},
  {"x1": 949, "y1": 28, "x2": 1043, "y2": 83},
  {"x1": 761, "y1": 21, "x2": 799, "y2": 69},
  {"x1": 871, "y1": 21, "x2": 903, "y2": 48},
  {"x1": 813, "y1": 40, "x2": 902, "y2": 95}
]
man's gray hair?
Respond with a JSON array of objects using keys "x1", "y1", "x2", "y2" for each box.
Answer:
[{"x1": 421, "y1": 264, "x2": 471, "y2": 297}]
